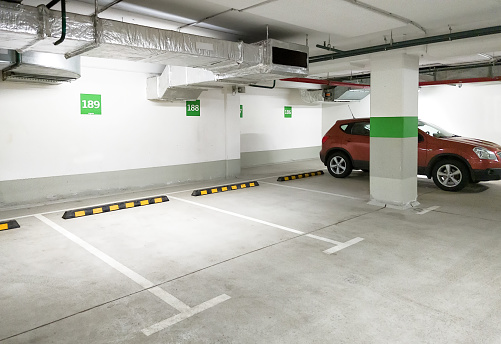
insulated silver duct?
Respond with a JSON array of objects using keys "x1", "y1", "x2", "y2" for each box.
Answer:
[
  {"x1": 0, "y1": 2, "x2": 309, "y2": 91},
  {"x1": 2, "y1": 50, "x2": 80, "y2": 84}
]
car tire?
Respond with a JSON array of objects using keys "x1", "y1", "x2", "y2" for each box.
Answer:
[
  {"x1": 432, "y1": 159, "x2": 469, "y2": 191},
  {"x1": 327, "y1": 152, "x2": 352, "y2": 178}
]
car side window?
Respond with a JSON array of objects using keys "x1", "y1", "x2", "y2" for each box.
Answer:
[
  {"x1": 340, "y1": 124, "x2": 348, "y2": 132},
  {"x1": 350, "y1": 122, "x2": 370, "y2": 136},
  {"x1": 418, "y1": 134, "x2": 424, "y2": 142}
]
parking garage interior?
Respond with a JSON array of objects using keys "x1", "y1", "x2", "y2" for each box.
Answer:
[{"x1": 1, "y1": 0, "x2": 501, "y2": 343}]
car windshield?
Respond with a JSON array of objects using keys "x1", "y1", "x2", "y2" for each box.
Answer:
[{"x1": 418, "y1": 120, "x2": 456, "y2": 138}]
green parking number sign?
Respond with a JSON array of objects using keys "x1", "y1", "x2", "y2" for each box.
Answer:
[
  {"x1": 284, "y1": 106, "x2": 292, "y2": 118},
  {"x1": 240, "y1": 105, "x2": 243, "y2": 118},
  {"x1": 80, "y1": 94, "x2": 101, "y2": 115},
  {"x1": 186, "y1": 100, "x2": 200, "y2": 116}
]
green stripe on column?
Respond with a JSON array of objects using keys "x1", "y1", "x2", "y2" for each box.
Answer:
[{"x1": 370, "y1": 116, "x2": 418, "y2": 138}]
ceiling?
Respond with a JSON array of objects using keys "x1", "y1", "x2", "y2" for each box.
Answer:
[{"x1": 19, "y1": 0, "x2": 501, "y2": 78}]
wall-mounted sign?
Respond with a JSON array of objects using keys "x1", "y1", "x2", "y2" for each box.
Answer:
[
  {"x1": 284, "y1": 106, "x2": 292, "y2": 118},
  {"x1": 80, "y1": 94, "x2": 102, "y2": 115},
  {"x1": 186, "y1": 100, "x2": 201, "y2": 116},
  {"x1": 240, "y1": 105, "x2": 243, "y2": 118}
]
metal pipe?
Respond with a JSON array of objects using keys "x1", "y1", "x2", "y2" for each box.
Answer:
[
  {"x1": 249, "y1": 80, "x2": 276, "y2": 89},
  {"x1": 238, "y1": 0, "x2": 278, "y2": 12},
  {"x1": 281, "y1": 76, "x2": 501, "y2": 88},
  {"x1": 341, "y1": 0, "x2": 426, "y2": 33},
  {"x1": 419, "y1": 76, "x2": 501, "y2": 86},
  {"x1": 316, "y1": 44, "x2": 344, "y2": 53},
  {"x1": 310, "y1": 25, "x2": 501, "y2": 63},
  {"x1": 46, "y1": 0, "x2": 60, "y2": 9},
  {"x1": 53, "y1": 0, "x2": 66, "y2": 45},
  {"x1": 177, "y1": 8, "x2": 236, "y2": 30},
  {"x1": 98, "y1": 0, "x2": 124, "y2": 14},
  {"x1": 281, "y1": 78, "x2": 370, "y2": 89}
]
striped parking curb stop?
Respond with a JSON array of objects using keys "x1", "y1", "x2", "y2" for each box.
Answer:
[
  {"x1": 62, "y1": 196, "x2": 169, "y2": 219},
  {"x1": 191, "y1": 181, "x2": 259, "y2": 196},
  {"x1": 277, "y1": 170, "x2": 324, "y2": 182},
  {"x1": 0, "y1": 220, "x2": 20, "y2": 231}
]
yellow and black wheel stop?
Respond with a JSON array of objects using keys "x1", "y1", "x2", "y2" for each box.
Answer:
[
  {"x1": 62, "y1": 196, "x2": 169, "y2": 219},
  {"x1": 192, "y1": 181, "x2": 259, "y2": 196}
]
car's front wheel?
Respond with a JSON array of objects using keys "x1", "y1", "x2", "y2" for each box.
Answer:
[
  {"x1": 327, "y1": 152, "x2": 352, "y2": 178},
  {"x1": 432, "y1": 159, "x2": 469, "y2": 191}
]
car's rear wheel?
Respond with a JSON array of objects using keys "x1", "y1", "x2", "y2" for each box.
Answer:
[
  {"x1": 432, "y1": 159, "x2": 469, "y2": 191},
  {"x1": 327, "y1": 152, "x2": 352, "y2": 178}
]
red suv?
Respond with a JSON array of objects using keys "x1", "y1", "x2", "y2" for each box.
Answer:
[{"x1": 320, "y1": 118, "x2": 501, "y2": 191}]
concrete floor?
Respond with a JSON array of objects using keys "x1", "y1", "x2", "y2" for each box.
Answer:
[{"x1": 1, "y1": 159, "x2": 501, "y2": 343}]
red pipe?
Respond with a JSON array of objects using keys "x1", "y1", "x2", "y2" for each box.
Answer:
[
  {"x1": 418, "y1": 76, "x2": 501, "y2": 86},
  {"x1": 281, "y1": 76, "x2": 501, "y2": 88}
]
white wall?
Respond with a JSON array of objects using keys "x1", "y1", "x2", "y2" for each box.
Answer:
[
  {"x1": 418, "y1": 83, "x2": 501, "y2": 144},
  {"x1": 0, "y1": 62, "x2": 239, "y2": 182},
  {"x1": 240, "y1": 87, "x2": 322, "y2": 153}
]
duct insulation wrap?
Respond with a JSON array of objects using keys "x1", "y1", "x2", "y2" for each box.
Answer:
[
  {"x1": 217, "y1": 39, "x2": 309, "y2": 83},
  {"x1": 147, "y1": 65, "x2": 216, "y2": 101},
  {"x1": 85, "y1": 19, "x2": 257, "y2": 72},
  {"x1": 300, "y1": 89, "x2": 324, "y2": 103},
  {"x1": 0, "y1": 2, "x2": 39, "y2": 50},
  {"x1": 3, "y1": 51, "x2": 80, "y2": 83},
  {"x1": 0, "y1": 4, "x2": 309, "y2": 82},
  {"x1": 0, "y1": 3, "x2": 261, "y2": 71}
]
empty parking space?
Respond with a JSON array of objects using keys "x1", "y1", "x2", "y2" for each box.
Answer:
[
  {"x1": 1, "y1": 160, "x2": 501, "y2": 343},
  {"x1": 0, "y1": 163, "x2": 375, "y2": 342}
]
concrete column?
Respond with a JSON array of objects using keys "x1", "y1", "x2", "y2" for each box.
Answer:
[
  {"x1": 369, "y1": 53, "x2": 419, "y2": 209},
  {"x1": 223, "y1": 87, "x2": 241, "y2": 177}
]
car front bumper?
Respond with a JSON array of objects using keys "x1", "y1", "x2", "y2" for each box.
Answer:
[{"x1": 472, "y1": 168, "x2": 501, "y2": 182}]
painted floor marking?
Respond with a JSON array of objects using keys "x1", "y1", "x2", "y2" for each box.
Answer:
[
  {"x1": 34, "y1": 215, "x2": 230, "y2": 332},
  {"x1": 260, "y1": 181, "x2": 365, "y2": 201},
  {"x1": 305, "y1": 234, "x2": 342, "y2": 245},
  {"x1": 142, "y1": 294, "x2": 231, "y2": 336},
  {"x1": 169, "y1": 196, "x2": 362, "y2": 254},
  {"x1": 415, "y1": 206, "x2": 440, "y2": 215},
  {"x1": 323, "y1": 237, "x2": 364, "y2": 255}
]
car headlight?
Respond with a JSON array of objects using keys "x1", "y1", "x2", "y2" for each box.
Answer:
[{"x1": 473, "y1": 147, "x2": 497, "y2": 160}]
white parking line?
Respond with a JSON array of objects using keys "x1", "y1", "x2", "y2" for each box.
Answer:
[
  {"x1": 142, "y1": 294, "x2": 231, "y2": 336},
  {"x1": 260, "y1": 181, "x2": 365, "y2": 201},
  {"x1": 34, "y1": 214, "x2": 230, "y2": 334},
  {"x1": 415, "y1": 206, "x2": 440, "y2": 215},
  {"x1": 323, "y1": 237, "x2": 365, "y2": 255},
  {"x1": 305, "y1": 234, "x2": 342, "y2": 245},
  {"x1": 169, "y1": 196, "x2": 363, "y2": 254}
]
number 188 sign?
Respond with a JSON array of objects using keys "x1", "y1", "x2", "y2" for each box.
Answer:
[
  {"x1": 80, "y1": 94, "x2": 102, "y2": 115},
  {"x1": 186, "y1": 100, "x2": 201, "y2": 116}
]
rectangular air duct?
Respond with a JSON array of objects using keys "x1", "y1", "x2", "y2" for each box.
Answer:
[
  {"x1": 300, "y1": 87, "x2": 370, "y2": 103},
  {"x1": 0, "y1": 2, "x2": 308, "y2": 86},
  {"x1": 147, "y1": 65, "x2": 216, "y2": 101},
  {"x1": 0, "y1": 49, "x2": 15, "y2": 71},
  {"x1": 218, "y1": 39, "x2": 309, "y2": 83},
  {"x1": 2, "y1": 50, "x2": 80, "y2": 84}
]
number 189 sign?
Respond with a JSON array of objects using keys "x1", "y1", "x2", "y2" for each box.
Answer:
[
  {"x1": 80, "y1": 94, "x2": 102, "y2": 115},
  {"x1": 186, "y1": 100, "x2": 200, "y2": 116}
]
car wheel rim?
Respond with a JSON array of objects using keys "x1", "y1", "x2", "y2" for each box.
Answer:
[
  {"x1": 436, "y1": 164, "x2": 462, "y2": 187},
  {"x1": 330, "y1": 156, "x2": 346, "y2": 175}
]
